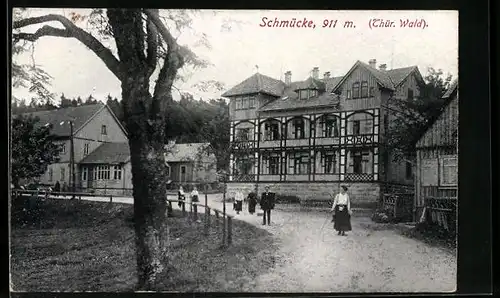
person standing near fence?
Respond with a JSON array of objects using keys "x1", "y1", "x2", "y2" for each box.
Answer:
[
  {"x1": 190, "y1": 186, "x2": 200, "y2": 220},
  {"x1": 331, "y1": 184, "x2": 352, "y2": 236},
  {"x1": 234, "y1": 190, "x2": 244, "y2": 215},
  {"x1": 247, "y1": 191, "x2": 258, "y2": 215},
  {"x1": 260, "y1": 186, "x2": 275, "y2": 225},
  {"x1": 54, "y1": 181, "x2": 60, "y2": 197},
  {"x1": 178, "y1": 186, "x2": 186, "y2": 210}
]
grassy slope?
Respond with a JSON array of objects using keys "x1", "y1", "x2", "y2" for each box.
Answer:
[{"x1": 10, "y1": 197, "x2": 276, "y2": 292}]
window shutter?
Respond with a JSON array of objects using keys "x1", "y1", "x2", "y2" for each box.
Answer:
[
  {"x1": 440, "y1": 156, "x2": 458, "y2": 186},
  {"x1": 421, "y1": 158, "x2": 439, "y2": 186}
]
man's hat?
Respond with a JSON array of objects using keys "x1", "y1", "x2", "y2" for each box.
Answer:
[{"x1": 340, "y1": 183, "x2": 349, "y2": 189}]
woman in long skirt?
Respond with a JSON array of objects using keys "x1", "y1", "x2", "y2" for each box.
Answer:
[
  {"x1": 247, "y1": 191, "x2": 258, "y2": 215},
  {"x1": 331, "y1": 185, "x2": 352, "y2": 236},
  {"x1": 234, "y1": 191, "x2": 244, "y2": 214}
]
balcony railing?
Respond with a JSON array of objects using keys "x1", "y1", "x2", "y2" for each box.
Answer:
[{"x1": 344, "y1": 173, "x2": 374, "y2": 181}]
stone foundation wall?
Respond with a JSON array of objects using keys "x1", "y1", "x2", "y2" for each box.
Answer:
[{"x1": 227, "y1": 182, "x2": 381, "y2": 208}]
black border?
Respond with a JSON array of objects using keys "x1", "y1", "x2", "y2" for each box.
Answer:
[{"x1": 5, "y1": 0, "x2": 492, "y2": 297}]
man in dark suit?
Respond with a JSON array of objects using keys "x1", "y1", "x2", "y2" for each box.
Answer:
[{"x1": 260, "y1": 186, "x2": 275, "y2": 225}]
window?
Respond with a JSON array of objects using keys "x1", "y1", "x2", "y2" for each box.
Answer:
[
  {"x1": 84, "y1": 143, "x2": 90, "y2": 155},
  {"x1": 82, "y1": 167, "x2": 88, "y2": 181},
  {"x1": 321, "y1": 151, "x2": 337, "y2": 174},
  {"x1": 235, "y1": 98, "x2": 242, "y2": 110},
  {"x1": 352, "y1": 82, "x2": 360, "y2": 98},
  {"x1": 248, "y1": 96, "x2": 256, "y2": 108},
  {"x1": 405, "y1": 161, "x2": 413, "y2": 179},
  {"x1": 346, "y1": 90, "x2": 352, "y2": 99},
  {"x1": 309, "y1": 90, "x2": 318, "y2": 98},
  {"x1": 440, "y1": 156, "x2": 458, "y2": 186},
  {"x1": 320, "y1": 115, "x2": 339, "y2": 137},
  {"x1": 407, "y1": 88, "x2": 414, "y2": 100},
  {"x1": 290, "y1": 151, "x2": 309, "y2": 174},
  {"x1": 48, "y1": 168, "x2": 53, "y2": 182},
  {"x1": 262, "y1": 152, "x2": 280, "y2": 175},
  {"x1": 60, "y1": 167, "x2": 66, "y2": 181},
  {"x1": 235, "y1": 154, "x2": 253, "y2": 175},
  {"x1": 236, "y1": 128, "x2": 251, "y2": 141},
  {"x1": 361, "y1": 81, "x2": 368, "y2": 97},
  {"x1": 369, "y1": 86, "x2": 375, "y2": 97},
  {"x1": 348, "y1": 149, "x2": 372, "y2": 174},
  {"x1": 101, "y1": 125, "x2": 107, "y2": 135},
  {"x1": 61, "y1": 143, "x2": 66, "y2": 154},
  {"x1": 264, "y1": 121, "x2": 280, "y2": 141},
  {"x1": 165, "y1": 165, "x2": 171, "y2": 177},
  {"x1": 353, "y1": 120, "x2": 361, "y2": 135},
  {"x1": 292, "y1": 118, "x2": 305, "y2": 139},
  {"x1": 113, "y1": 165, "x2": 122, "y2": 180},
  {"x1": 97, "y1": 165, "x2": 110, "y2": 180}
]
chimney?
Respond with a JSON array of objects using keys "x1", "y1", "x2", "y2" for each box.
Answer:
[
  {"x1": 368, "y1": 59, "x2": 377, "y2": 68},
  {"x1": 312, "y1": 67, "x2": 319, "y2": 79},
  {"x1": 284, "y1": 71, "x2": 292, "y2": 85},
  {"x1": 379, "y1": 64, "x2": 387, "y2": 71},
  {"x1": 323, "y1": 71, "x2": 331, "y2": 80}
]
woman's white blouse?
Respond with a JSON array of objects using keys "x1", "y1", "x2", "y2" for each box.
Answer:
[
  {"x1": 235, "y1": 192, "x2": 244, "y2": 201},
  {"x1": 331, "y1": 193, "x2": 351, "y2": 211}
]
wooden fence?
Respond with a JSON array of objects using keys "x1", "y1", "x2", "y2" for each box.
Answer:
[
  {"x1": 382, "y1": 193, "x2": 414, "y2": 222},
  {"x1": 12, "y1": 189, "x2": 114, "y2": 202},
  {"x1": 422, "y1": 196, "x2": 457, "y2": 232},
  {"x1": 165, "y1": 197, "x2": 234, "y2": 246},
  {"x1": 12, "y1": 189, "x2": 234, "y2": 246}
]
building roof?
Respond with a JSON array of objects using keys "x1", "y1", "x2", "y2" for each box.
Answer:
[
  {"x1": 331, "y1": 61, "x2": 422, "y2": 92},
  {"x1": 18, "y1": 104, "x2": 104, "y2": 137},
  {"x1": 79, "y1": 142, "x2": 130, "y2": 164},
  {"x1": 164, "y1": 143, "x2": 212, "y2": 162},
  {"x1": 442, "y1": 79, "x2": 458, "y2": 98},
  {"x1": 416, "y1": 80, "x2": 459, "y2": 149},
  {"x1": 260, "y1": 81, "x2": 342, "y2": 112},
  {"x1": 221, "y1": 73, "x2": 286, "y2": 97}
]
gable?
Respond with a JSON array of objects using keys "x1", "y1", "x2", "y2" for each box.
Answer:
[
  {"x1": 75, "y1": 105, "x2": 128, "y2": 143},
  {"x1": 335, "y1": 64, "x2": 383, "y2": 94}
]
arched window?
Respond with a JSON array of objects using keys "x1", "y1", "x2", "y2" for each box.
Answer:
[
  {"x1": 292, "y1": 117, "x2": 305, "y2": 139},
  {"x1": 263, "y1": 119, "x2": 280, "y2": 141},
  {"x1": 346, "y1": 112, "x2": 374, "y2": 135},
  {"x1": 318, "y1": 114, "x2": 339, "y2": 137}
]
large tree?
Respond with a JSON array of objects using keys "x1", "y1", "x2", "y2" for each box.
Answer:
[
  {"x1": 12, "y1": 8, "x2": 223, "y2": 289},
  {"x1": 11, "y1": 115, "x2": 63, "y2": 187},
  {"x1": 384, "y1": 67, "x2": 453, "y2": 162}
]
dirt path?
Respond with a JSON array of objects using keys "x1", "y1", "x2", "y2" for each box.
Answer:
[{"x1": 205, "y1": 198, "x2": 456, "y2": 293}]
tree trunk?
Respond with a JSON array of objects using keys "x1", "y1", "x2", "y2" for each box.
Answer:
[{"x1": 122, "y1": 81, "x2": 169, "y2": 290}]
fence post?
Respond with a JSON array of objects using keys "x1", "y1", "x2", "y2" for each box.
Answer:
[
  {"x1": 204, "y1": 207, "x2": 210, "y2": 236},
  {"x1": 194, "y1": 203, "x2": 198, "y2": 221},
  {"x1": 182, "y1": 202, "x2": 186, "y2": 216},
  {"x1": 227, "y1": 216, "x2": 232, "y2": 245},
  {"x1": 215, "y1": 210, "x2": 219, "y2": 219},
  {"x1": 110, "y1": 195, "x2": 113, "y2": 203}
]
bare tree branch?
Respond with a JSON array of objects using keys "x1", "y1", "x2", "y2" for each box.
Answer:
[
  {"x1": 144, "y1": 9, "x2": 185, "y2": 101},
  {"x1": 13, "y1": 14, "x2": 123, "y2": 81},
  {"x1": 146, "y1": 12, "x2": 159, "y2": 78}
]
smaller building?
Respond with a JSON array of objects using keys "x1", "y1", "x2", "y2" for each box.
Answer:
[
  {"x1": 79, "y1": 142, "x2": 133, "y2": 196},
  {"x1": 164, "y1": 142, "x2": 218, "y2": 190},
  {"x1": 414, "y1": 79, "x2": 458, "y2": 230}
]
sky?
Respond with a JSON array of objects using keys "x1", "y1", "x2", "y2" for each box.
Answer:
[{"x1": 12, "y1": 9, "x2": 458, "y2": 104}]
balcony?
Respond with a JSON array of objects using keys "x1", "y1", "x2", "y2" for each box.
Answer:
[
  {"x1": 344, "y1": 134, "x2": 378, "y2": 146},
  {"x1": 344, "y1": 173, "x2": 374, "y2": 181}
]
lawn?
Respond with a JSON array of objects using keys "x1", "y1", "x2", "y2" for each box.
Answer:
[{"x1": 10, "y1": 196, "x2": 277, "y2": 292}]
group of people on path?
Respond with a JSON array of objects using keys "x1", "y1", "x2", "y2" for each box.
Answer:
[
  {"x1": 233, "y1": 186, "x2": 276, "y2": 225},
  {"x1": 175, "y1": 183, "x2": 353, "y2": 235}
]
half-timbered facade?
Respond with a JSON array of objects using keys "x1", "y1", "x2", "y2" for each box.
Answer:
[
  {"x1": 223, "y1": 60, "x2": 425, "y2": 206},
  {"x1": 415, "y1": 79, "x2": 458, "y2": 225}
]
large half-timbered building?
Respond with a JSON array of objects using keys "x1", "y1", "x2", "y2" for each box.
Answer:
[{"x1": 222, "y1": 59, "x2": 425, "y2": 206}]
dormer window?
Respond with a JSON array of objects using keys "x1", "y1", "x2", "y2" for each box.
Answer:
[
  {"x1": 298, "y1": 89, "x2": 318, "y2": 100},
  {"x1": 361, "y1": 81, "x2": 368, "y2": 97}
]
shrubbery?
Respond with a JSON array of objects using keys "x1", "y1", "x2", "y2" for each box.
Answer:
[{"x1": 371, "y1": 207, "x2": 395, "y2": 223}]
